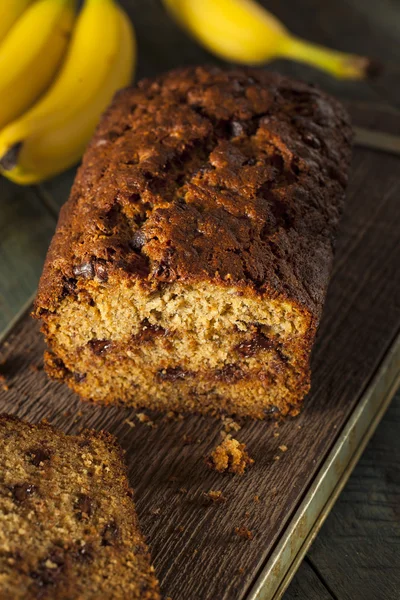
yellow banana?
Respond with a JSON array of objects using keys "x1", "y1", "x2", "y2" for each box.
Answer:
[
  {"x1": 163, "y1": 0, "x2": 376, "y2": 80},
  {"x1": 0, "y1": 0, "x2": 34, "y2": 44},
  {"x1": 0, "y1": 0, "x2": 135, "y2": 185},
  {"x1": 0, "y1": 0, "x2": 76, "y2": 130}
]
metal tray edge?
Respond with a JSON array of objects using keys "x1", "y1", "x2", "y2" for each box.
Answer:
[{"x1": 246, "y1": 331, "x2": 400, "y2": 600}]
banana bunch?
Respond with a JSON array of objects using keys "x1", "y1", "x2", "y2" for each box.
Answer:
[
  {"x1": 0, "y1": 0, "x2": 136, "y2": 185},
  {"x1": 163, "y1": 0, "x2": 376, "y2": 80}
]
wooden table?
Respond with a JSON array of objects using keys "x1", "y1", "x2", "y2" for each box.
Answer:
[{"x1": 0, "y1": 1, "x2": 399, "y2": 598}]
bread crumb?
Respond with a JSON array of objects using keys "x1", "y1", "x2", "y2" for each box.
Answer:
[
  {"x1": 253, "y1": 495, "x2": 260, "y2": 503},
  {"x1": 136, "y1": 413, "x2": 157, "y2": 428},
  {"x1": 203, "y1": 490, "x2": 227, "y2": 504},
  {"x1": 238, "y1": 567, "x2": 245, "y2": 574},
  {"x1": 178, "y1": 487, "x2": 188, "y2": 494},
  {"x1": 297, "y1": 424, "x2": 302, "y2": 429},
  {"x1": 2, "y1": 383, "x2": 9, "y2": 391},
  {"x1": 235, "y1": 526, "x2": 253, "y2": 540},
  {"x1": 273, "y1": 431, "x2": 280, "y2": 438},
  {"x1": 150, "y1": 507, "x2": 161, "y2": 516},
  {"x1": 273, "y1": 455, "x2": 280, "y2": 461},
  {"x1": 193, "y1": 549, "x2": 198, "y2": 556},
  {"x1": 221, "y1": 416, "x2": 241, "y2": 433},
  {"x1": 176, "y1": 526, "x2": 185, "y2": 533},
  {"x1": 164, "y1": 411, "x2": 184, "y2": 422},
  {"x1": 279, "y1": 445, "x2": 288, "y2": 452},
  {"x1": 124, "y1": 419, "x2": 136, "y2": 428},
  {"x1": 206, "y1": 436, "x2": 254, "y2": 475}
]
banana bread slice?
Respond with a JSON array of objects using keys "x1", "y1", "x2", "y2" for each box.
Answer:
[
  {"x1": 34, "y1": 66, "x2": 352, "y2": 418},
  {"x1": 0, "y1": 414, "x2": 160, "y2": 600}
]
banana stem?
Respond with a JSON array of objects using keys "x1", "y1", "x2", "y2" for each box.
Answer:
[{"x1": 278, "y1": 35, "x2": 380, "y2": 80}]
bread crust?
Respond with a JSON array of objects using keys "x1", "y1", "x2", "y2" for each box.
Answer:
[{"x1": 34, "y1": 66, "x2": 352, "y2": 324}]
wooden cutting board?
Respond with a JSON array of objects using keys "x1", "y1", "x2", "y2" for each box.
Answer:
[{"x1": 0, "y1": 140, "x2": 399, "y2": 600}]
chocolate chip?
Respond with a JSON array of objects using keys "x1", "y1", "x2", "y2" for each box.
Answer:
[
  {"x1": 12, "y1": 483, "x2": 36, "y2": 502},
  {"x1": 73, "y1": 262, "x2": 94, "y2": 278},
  {"x1": 74, "y1": 543, "x2": 93, "y2": 563},
  {"x1": 153, "y1": 261, "x2": 175, "y2": 282},
  {"x1": 73, "y1": 260, "x2": 108, "y2": 282},
  {"x1": 213, "y1": 364, "x2": 244, "y2": 383},
  {"x1": 73, "y1": 372, "x2": 87, "y2": 383},
  {"x1": 156, "y1": 367, "x2": 193, "y2": 382},
  {"x1": 31, "y1": 549, "x2": 65, "y2": 588},
  {"x1": 264, "y1": 406, "x2": 280, "y2": 415},
  {"x1": 74, "y1": 493, "x2": 93, "y2": 519},
  {"x1": 29, "y1": 448, "x2": 51, "y2": 467},
  {"x1": 101, "y1": 520, "x2": 119, "y2": 546},
  {"x1": 94, "y1": 261, "x2": 108, "y2": 282},
  {"x1": 88, "y1": 339, "x2": 113, "y2": 355},
  {"x1": 235, "y1": 332, "x2": 274, "y2": 358},
  {"x1": 230, "y1": 120, "x2": 245, "y2": 137},
  {"x1": 62, "y1": 278, "x2": 77, "y2": 297},
  {"x1": 130, "y1": 229, "x2": 146, "y2": 250}
]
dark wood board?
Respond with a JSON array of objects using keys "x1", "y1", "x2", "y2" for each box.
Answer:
[{"x1": 1, "y1": 141, "x2": 399, "y2": 600}]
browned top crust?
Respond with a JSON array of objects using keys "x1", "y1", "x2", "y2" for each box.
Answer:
[{"x1": 35, "y1": 66, "x2": 352, "y2": 323}]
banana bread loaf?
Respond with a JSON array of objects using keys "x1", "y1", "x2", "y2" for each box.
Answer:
[
  {"x1": 0, "y1": 414, "x2": 160, "y2": 600},
  {"x1": 34, "y1": 66, "x2": 352, "y2": 418}
]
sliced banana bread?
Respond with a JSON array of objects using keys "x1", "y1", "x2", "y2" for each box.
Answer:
[
  {"x1": 34, "y1": 66, "x2": 352, "y2": 418},
  {"x1": 0, "y1": 414, "x2": 160, "y2": 600}
]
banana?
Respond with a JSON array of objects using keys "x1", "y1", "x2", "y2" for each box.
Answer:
[
  {"x1": 0, "y1": 0, "x2": 136, "y2": 185},
  {"x1": 0, "y1": 0, "x2": 34, "y2": 45},
  {"x1": 0, "y1": 0, "x2": 76, "y2": 131},
  {"x1": 163, "y1": 0, "x2": 376, "y2": 80}
]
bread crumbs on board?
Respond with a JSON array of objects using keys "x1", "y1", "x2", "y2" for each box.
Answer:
[
  {"x1": 203, "y1": 490, "x2": 227, "y2": 504},
  {"x1": 206, "y1": 435, "x2": 254, "y2": 475},
  {"x1": 235, "y1": 526, "x2": 253, "y2": 540}
]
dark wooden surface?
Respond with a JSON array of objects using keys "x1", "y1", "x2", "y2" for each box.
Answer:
[{"x1": 0, "y1": 0, "x2": 400, "y2": 598}]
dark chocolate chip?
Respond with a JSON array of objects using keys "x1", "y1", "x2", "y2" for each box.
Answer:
[
  {"x1": 94, "y1": 261, "x2": 108, "y2": 282},
  {"x1": 230, "y1": 120, "x2": 246, "y2": 137},
  {"x1": 73, "y1": 262, "x2": 94, "y2": 279},
  {"x1": 88, "y1": 339, "x2": 113, "y2": 355},
  {"x1": 74, "y1": 493, "x2": 93, "y2": 519},
  {"x1": 264, "y1": 406, "x2": 280, "y2": 415},
  {"x1": 101, "y1": 520, "x2": 119, "y2": 546},
  {"x1": 235, "y1": 332, "x2": 274, "y2": 358},
  {"x1": 29, "y1": 448, "x2": 51, "y2": 467},
  {"x1": 213, "y1": 364, "x2": 244, "y2": 383},
  {"x1": 12, "y1": 483, "x2": 36, "y2": 502},
  {"x1": 130, "y1": 229, "x2": 146, "y2": 250},
  {"x1": 74, "y1": 543, "x2": 93, "y2": 563},
  {"x1": 153, "y1": 261, "x2": 175, "y2": 282},
  {"x1": 62, "y1": 278, "x2": 77, "y2": 297},
  {"x1": 156, "y1": 367, "x2": 193, "y2": 382},
  {"x1": 73, "y1": 372, "x2": 87, "y2": 383},
  {"x1": 73, "y1": 260, "x2": 108, "y2": 282},
  {"x1": 31, "y1": 549, "x2": 65, "y2": 588}
]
